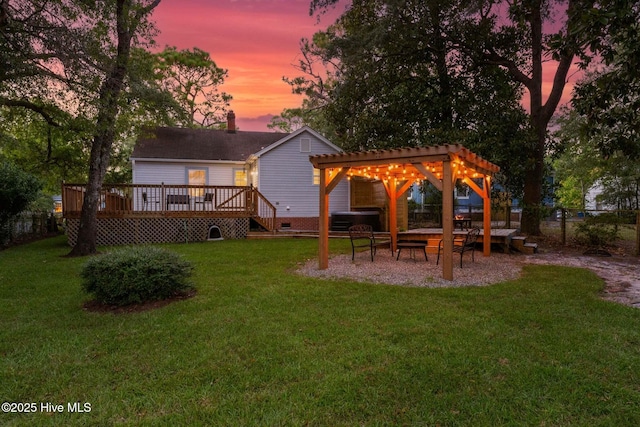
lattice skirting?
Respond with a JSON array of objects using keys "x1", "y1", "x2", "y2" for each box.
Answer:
[{"x1": 66, "y1": 217, "x2": 249, "y2": 246}]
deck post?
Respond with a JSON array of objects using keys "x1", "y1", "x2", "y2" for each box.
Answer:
[
  {"x1": 483, "y1": 176, "x2": 492, "y2": 256},
  {"x1": 161, "y1": 182, "x2": 166, "y2": 213},
  {"x1": 318, "y1": 168, "x2": 329, "y2": 269},
  {"x1": 442, "y1": 158, "x2": 453, "y2": 280}
]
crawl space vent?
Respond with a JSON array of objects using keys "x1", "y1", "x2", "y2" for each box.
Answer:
[{"x1": 207, "y1": 225, "x2": 223, "y2": 241}]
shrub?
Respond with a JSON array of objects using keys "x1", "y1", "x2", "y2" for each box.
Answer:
[
  {"x1": 574, "y1": 215, "x2": 621, "y2": 248},
  {"x1": 0, "y1": 161, "x2": 42, "y2": 244},
  {"x1": 81, "y1": 246, "x2": 194, "y2": 306}
]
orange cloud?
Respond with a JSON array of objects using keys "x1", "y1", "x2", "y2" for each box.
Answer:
[
  {"x1": 151, "y1": 0, "x2": 343, "y2": 130},
  {"x1": 152, "y1": 1, "x2": 582, "y2": 131}
]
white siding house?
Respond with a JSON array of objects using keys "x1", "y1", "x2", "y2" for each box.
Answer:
[
  {"x1": 247, "y1": 127, "x2": 349, "y2": 228},
  {"x1": 130, "y1": 119, "x2": 349, "y2": 230}
]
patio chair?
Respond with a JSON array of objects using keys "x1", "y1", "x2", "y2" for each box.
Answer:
[
  {"x1": 436, "y1": 227, "x2": 480, "y2": 268},
  {"x1": 348, "y1": 224, "x2": 391, "y2": 261},
  {"x1": 195, "y1": 192, "x2": 214, "y2": 211},
  {"x1": 142, "y1": 192, "x2": 159, "y2": 211}
]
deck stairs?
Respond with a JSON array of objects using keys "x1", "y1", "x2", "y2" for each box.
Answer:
[
  {"x1": 249, "y1": 216, "x2": 274, "y2": 232},
  {"x1": 510, "y1": 235, "x2": 538, "y2": 254}
]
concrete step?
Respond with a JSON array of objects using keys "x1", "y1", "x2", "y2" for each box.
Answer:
[{"x1": 510, "y1": 235, "x2": 537, "y2": 254}]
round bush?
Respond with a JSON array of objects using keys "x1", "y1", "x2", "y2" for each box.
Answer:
[{"x1": 81, "y1": 246, "x2": 194, "y2": 306}]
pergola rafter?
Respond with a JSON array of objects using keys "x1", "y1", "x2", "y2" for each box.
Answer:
[{"x1": 310, "y1": 144, "x2": 501, "y2": 281}]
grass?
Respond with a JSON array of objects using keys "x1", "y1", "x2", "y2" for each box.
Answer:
[{"x1": 2, "y1": 236, "x2": 640, "y2": 426}]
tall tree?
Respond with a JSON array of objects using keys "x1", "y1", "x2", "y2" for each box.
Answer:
[
  {"x1": 572, "y1": 2, "x2": 640, "y2": 159},
  {"x1": 0, "y1": 109, "x2": 92, "y2": 192},
  {"x1": 309, "y1": 0, "x2": 629, "y2": 235},
  {"x1": 293, "y1": 0, "x2": 532, "y2": 198},
  {"x1": 455, "y1": 0, "x2": 593, "y2": 234},
  {"x1": 0, "y1": 0, "x2": 93, "y2": 129},
  {"x1": 154, "y1": 46, "x2": 231, "y2": 128},
  {"x1": 69, "y1": 0, "x2": 161, "y2": 256},
  {"x1": 0, "y1": 0, "x2": 174, "y2": 192}
]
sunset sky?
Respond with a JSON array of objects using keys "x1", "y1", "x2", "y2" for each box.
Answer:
[
  {"x1": 151, "y1": 1, "x2": 577, "y2": 132},
  {"x1": 151, "y1": 0, "x2": 345, "y2": 131}
]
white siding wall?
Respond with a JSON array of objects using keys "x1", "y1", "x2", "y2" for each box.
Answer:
[
  {"x1": 133, "y1": 161, "x2": 242, "y2": 186},
  {"x1": 257, "y1": 131, "x2": 349, "y2": 217}
]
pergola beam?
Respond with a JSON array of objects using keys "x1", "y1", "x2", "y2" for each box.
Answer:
[
  {"x1": 326, "y1": 167, "x2": 350, "y2": 194},
  {"x1": 413, "y1": 163, "x2": 443, "y2": 191}
]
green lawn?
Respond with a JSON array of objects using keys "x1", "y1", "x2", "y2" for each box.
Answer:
[{"x1": 1, "y1": 236, "x2": 640, "y2": 426}]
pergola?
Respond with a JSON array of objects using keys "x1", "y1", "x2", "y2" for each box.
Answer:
[{"x1": 309, "y1": 144, "x2": 501, "y2": 281}]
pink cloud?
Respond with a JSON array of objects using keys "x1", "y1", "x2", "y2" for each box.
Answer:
[
  {"x1": 152, "y1": 1, "x2": 580, "y2": 131},
  {"x1": 150, "y1": 1, "x2": 342, "y2": 130}
]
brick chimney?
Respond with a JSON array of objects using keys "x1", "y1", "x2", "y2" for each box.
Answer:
[{"x1": 227, "y1": 110, "x2": 236, "y2": 133}]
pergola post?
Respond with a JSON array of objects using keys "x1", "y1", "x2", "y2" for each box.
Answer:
[
  {"x1": 442, "y1": 158, "x2": 454, "y2": 280},
  {"x1": 483, "y1": 176, "x2": 492, "y2": 256},
  {"x1": 388, "y1": 178, "x2": 398, "y2": 251},
  {"x1": 318, "y1": 168, "x2": 329, "y2": 269}
]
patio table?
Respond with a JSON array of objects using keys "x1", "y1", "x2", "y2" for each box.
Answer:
[{"x1": 396, "y1": 241, "x2": 428, "y2": 262}]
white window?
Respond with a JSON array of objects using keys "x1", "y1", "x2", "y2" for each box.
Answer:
[
  {"x1": 313, "y1": 168, "x2": 320, "y2": 185},
  {"x1": 455, "y1": 183, "x2": 470, "y2": 199},
  {"x1": 234, "y1": 169, "x2": 247, "y2": 186},
  {"x1": 187, "y1": 168, "x2": 207, "y2": 196},
  {"x1": 300, "y1": 138, "x2": 311, "y2": 152}
]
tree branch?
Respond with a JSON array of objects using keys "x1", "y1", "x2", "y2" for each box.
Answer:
[
  {"x1": 481, "y1": 50, "x2": 532, "y2": 88},
  {"x1": 0, "y1": 97, "x2": 60, "y2": 127}
]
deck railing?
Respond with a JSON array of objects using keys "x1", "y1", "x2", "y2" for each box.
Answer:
[{"x1": 62, "y1": 183, "x2": 276, "y2": 231}]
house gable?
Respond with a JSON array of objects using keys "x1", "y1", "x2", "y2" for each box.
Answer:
[
  {"x1": 250, "y1": 126, "x2": 342, "y2": 158},
  {"x1": 251, "y1": 127, "x2": 348, "y2": 217}
]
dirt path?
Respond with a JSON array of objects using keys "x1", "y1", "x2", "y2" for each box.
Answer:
[{"x1": 523, "y1": 250, "x2": 640, "y2": 308}]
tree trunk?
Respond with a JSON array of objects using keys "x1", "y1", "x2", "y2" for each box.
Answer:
[
  {"x1": 520, "y1": 115, "x2": 546, "y2": 235},
  {"x1": 518, "y1": 0, "x2": 545, "y2": 236},
  {"x1": 67, "y1": 0, "x2": 161, "y2": 256},
  {"x1": 68, "y1": 125, "x2": 118, "y2": 256},
  {"x1": 518, "y1": 0, "x2": 579, "y2": 236},
  {"x1": 67, "y1": 0, "x2": 135, "y2": 256}
]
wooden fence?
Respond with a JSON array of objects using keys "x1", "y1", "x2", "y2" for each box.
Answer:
[{"x1": 1, "y1": 212, "x2": 57, "y2": 246}]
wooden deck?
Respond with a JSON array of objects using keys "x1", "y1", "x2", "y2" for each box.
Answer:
[{"x1": 62, "y1": 183, "x2": 277, "y2": 232}]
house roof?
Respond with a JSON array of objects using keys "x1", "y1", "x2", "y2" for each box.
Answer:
[
  {"x1": 131, "y1": 127, "x2": 289, "y2": 162},
  {"x1": 249, "y1": 126, "x2": 343, "y2": 159}
]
